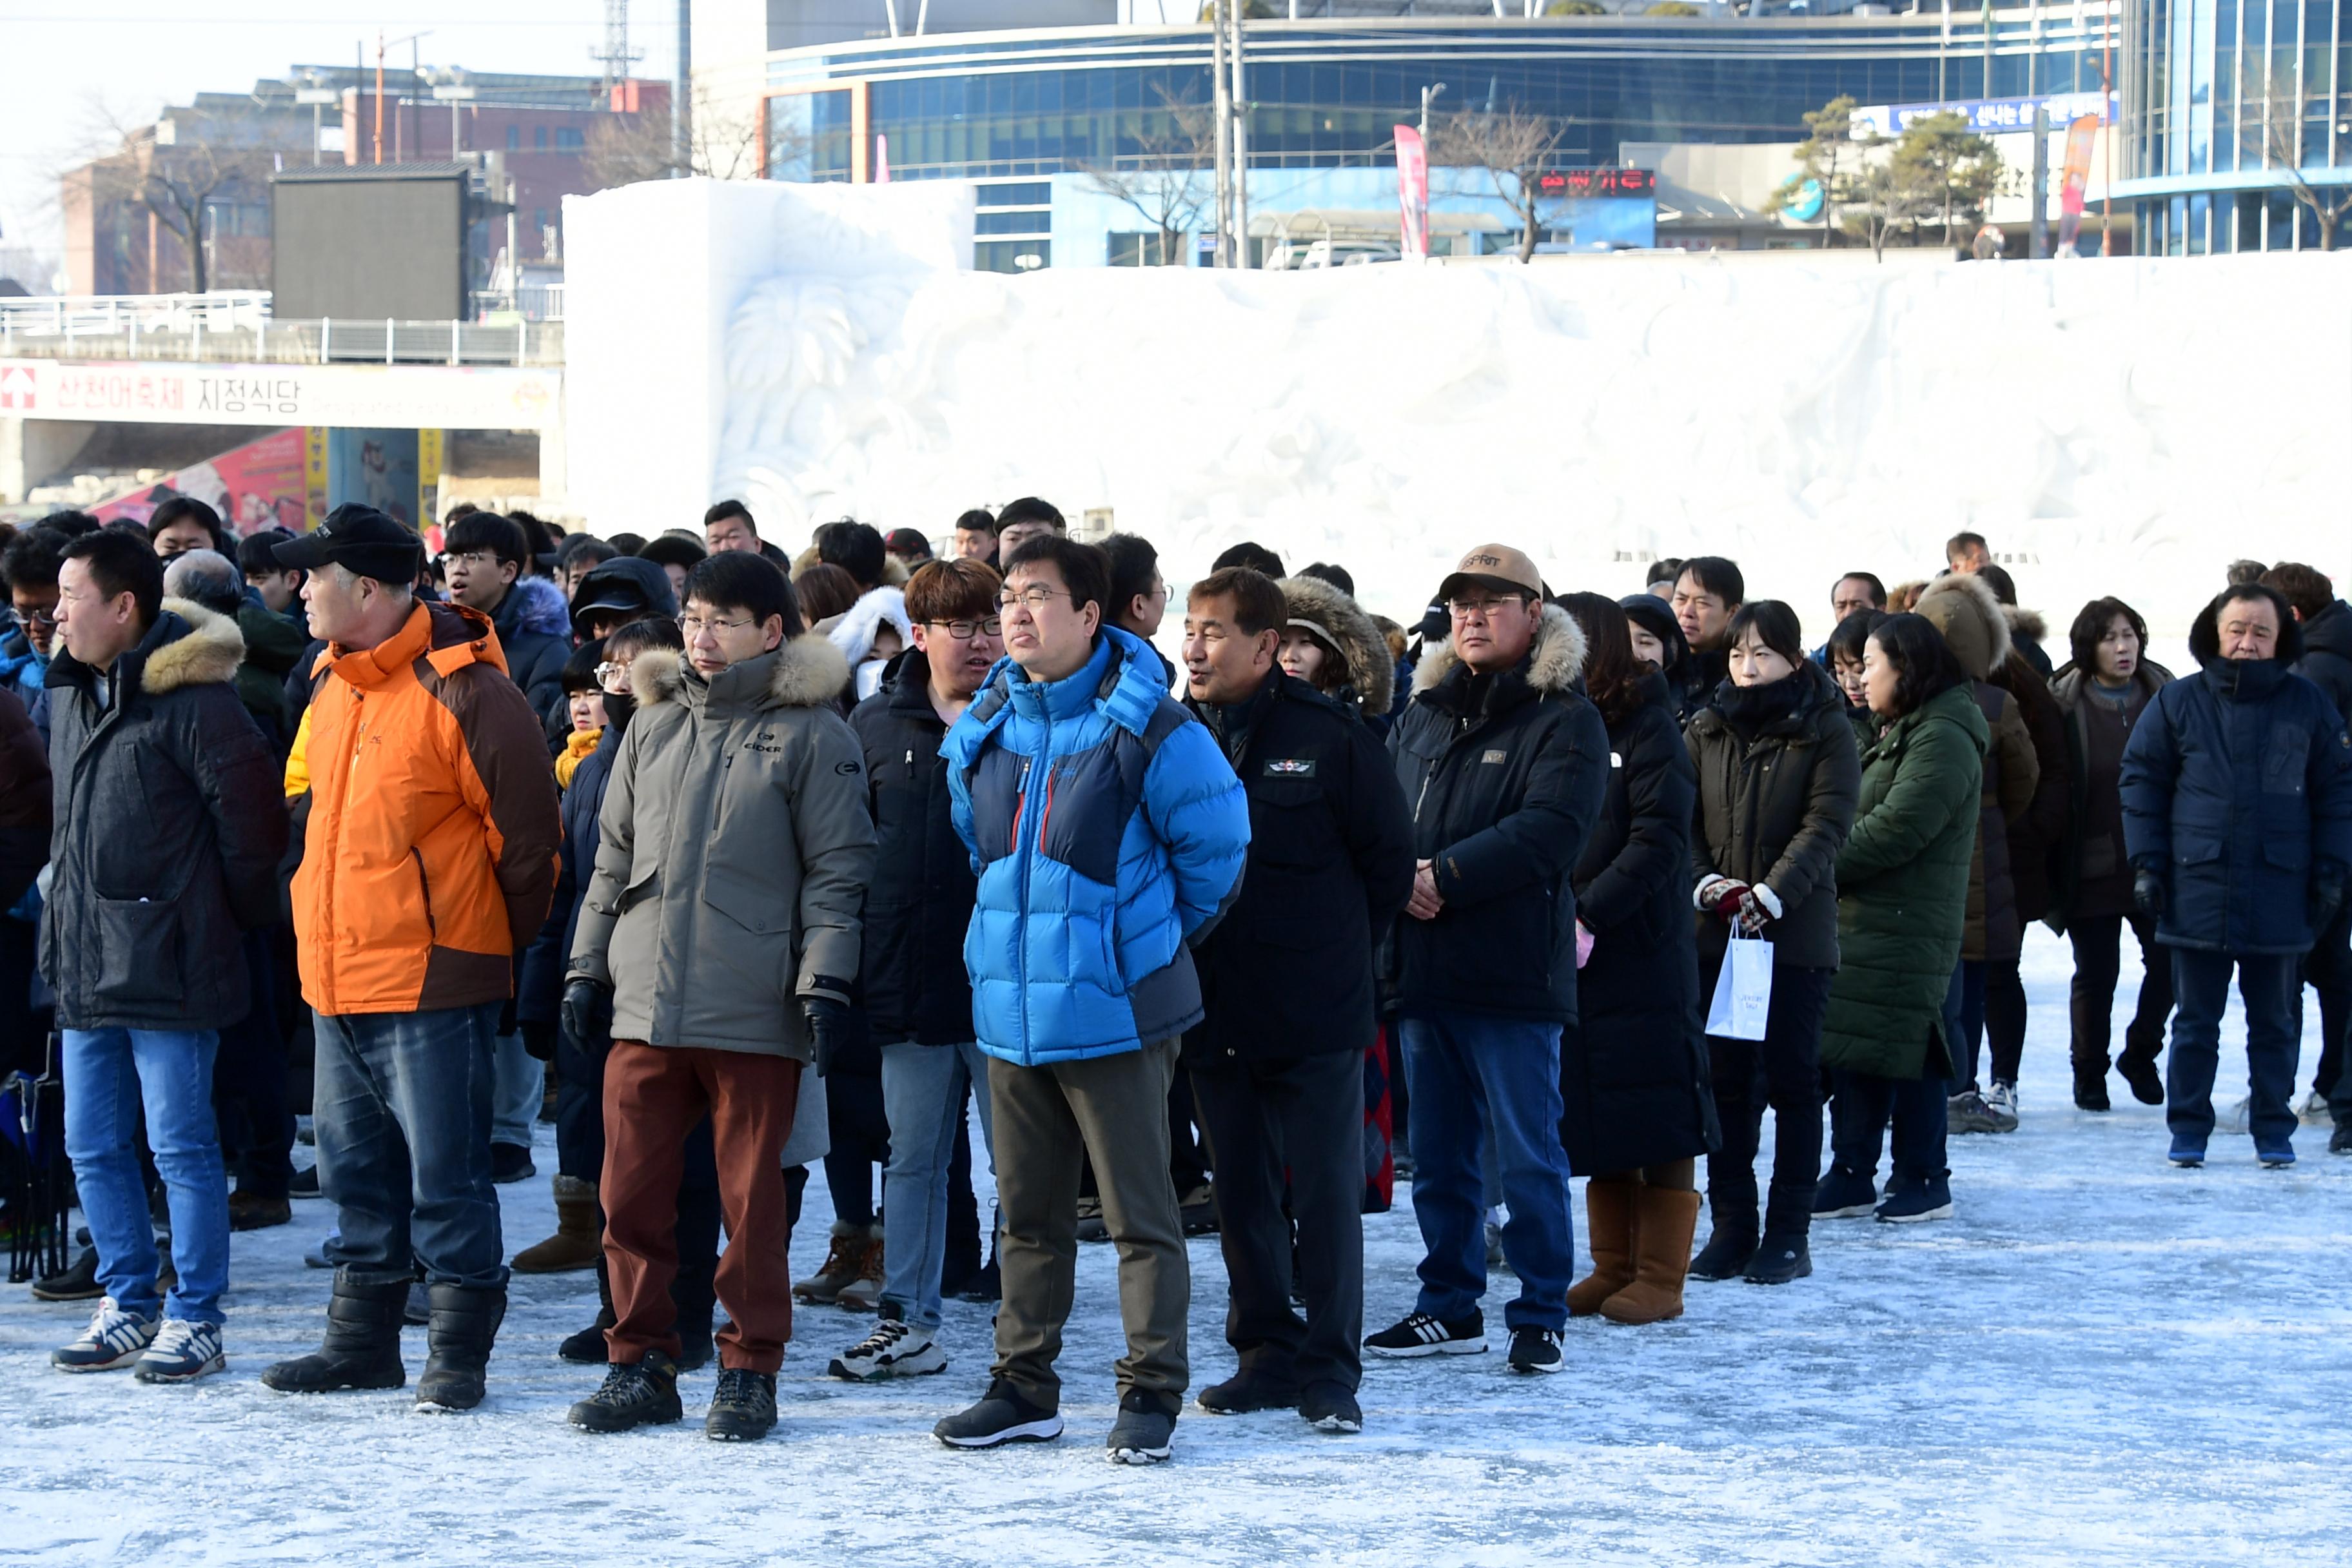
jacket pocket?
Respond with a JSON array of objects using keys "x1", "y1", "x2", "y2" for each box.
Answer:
[
  {"x1": 613, "y1": 865, "x2": 660, "y2": 914},
  {"x1": 2172, "y1": 835, "x2": 2222, "y2": 867},
  {"x1": 92, "y1": 897, "x2": 184, "y2": 1008},
  {"x1": 2263, "y1": 725, "x2": 2311, "y2": 796}
]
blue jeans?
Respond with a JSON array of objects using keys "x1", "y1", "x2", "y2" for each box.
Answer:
[
  {"x1": 2168, "y1": 947, "x2": 2301, "y2": 1150},
  {"x1": 491, "y1": 1029, "x2": 541, "y2": 1150},
  {"x1": 314, "y1": 1003, "x2": 507, "y2": 1291},
  {"x1": 62, "y1": 1028, "x2": 228, "y2": 1325},
  {"x1": 878, "y1": 1040, "x2": 994, "y2": 1329},
  {"x1": 1400, "y1": 1015, "x2": 1576, "y2": 1334}
]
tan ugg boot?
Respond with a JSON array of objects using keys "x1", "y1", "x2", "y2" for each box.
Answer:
[
  {"x1": 834, "y1": 1225, "x2": 887, "y2": 1311},
  {"x1": 1598, "y1": 1186, "x2": 1701, "y2": 1326},
  {"x1": 1565, "y1": 1179, "x2": 1639, "y2": 1318},
  {"x1": 794, "y1": 1221, "x2": 872, "y2": 1305},
  {"x1": 513, "y1": 1174, "x2": 602, "y2": 1275}
]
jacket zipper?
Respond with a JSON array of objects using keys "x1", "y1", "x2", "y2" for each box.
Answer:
[{"x1": 1014, "y1": 746, "x2": 1037, "y2": 1065}]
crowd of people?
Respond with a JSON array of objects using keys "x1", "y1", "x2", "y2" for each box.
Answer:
[{"x1": 2, "y1": 496, "x2": 2347, "y2": 1463}]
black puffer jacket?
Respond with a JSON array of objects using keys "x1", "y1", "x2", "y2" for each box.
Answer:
[
  {"x1": 1188, "y1": 667, "x2": 1414, "y2": 1068},
  {"x1": 489, "y1": 574, "x2": 574, "y2": 728},
  {"x1": 1988, "y1": 649, "x2": 2070, "y2": 925},
  {"x1": 40, "y1": 601, "x2": 287, "y2": 1030},
  {"x1": 1388, "y1": 604, "x2": 1609, "y2": 1023},
  {"x1": 1558, "y1": 671, "x2": 1716, "y2": 1175},
  {"x1": 1684, "y1": 660, "x2": 1860, "y2": 973},
  {"x1": 2295, "y1": 598, "x2": 2352, "y2": 724},
  {"x1": 849, "y1": 647, "x2": 982, "y2": 1046}
]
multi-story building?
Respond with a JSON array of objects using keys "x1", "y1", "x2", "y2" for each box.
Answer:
[{"x1": 59, "y1": 66, "x2": 670, "y2": 298}]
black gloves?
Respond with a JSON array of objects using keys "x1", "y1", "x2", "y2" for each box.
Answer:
[
  {"x1": 561, "y1": 976, "x2": 611, "y2": 1047},
  {"x1": 2132, "y1": 867, "x2": 2165, "y2": 917},
  {"x1": 2313, "y1": 874, "x2": 2347, "y2": 934},
  {"x1": 801, "y1": 995, "x2": 850, "y2": 1077}
]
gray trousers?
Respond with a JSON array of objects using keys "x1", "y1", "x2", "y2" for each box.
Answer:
[{"x1": 988, "y1": 1038, "x2": 1189, "y2": 1410}]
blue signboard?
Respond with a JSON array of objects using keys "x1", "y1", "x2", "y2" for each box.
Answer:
[{"x1": 1856, "y1": 93, "x2": 2115, "y2": 136}]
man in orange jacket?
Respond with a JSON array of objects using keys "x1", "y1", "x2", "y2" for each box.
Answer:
[{"x1": 259, "y1": 505, "x2": 562, "y2": 1413}]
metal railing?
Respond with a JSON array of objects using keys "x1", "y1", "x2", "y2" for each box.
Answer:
[
  {"x1": 468, "y1": 282, "x2": 566, "y2": 322},
  {"x1": 0, "y1": 311, "x2": 562, "y2": 368},
  {"x1": 0, "y1": 290, "x2": 273, "y2": 339}
]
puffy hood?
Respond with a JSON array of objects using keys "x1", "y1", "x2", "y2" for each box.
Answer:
[
  {"x1": 628, "y1": 631, "x2": 851, "y2": 713},
  {"x1": 143, "y1": 598, "x2": 249, "y2": 694},
  {"x1": 569, "y1": 555, "x2": 680, "y2": 638},
  {"x1": 1277, "y1": 573, "x2": 1393, "y2": 716},
  {"x1": 1411, "y1": 601, "x2": 1588, "y2": 698},
  {"x1": 1916, "y1": 573, "x2": 2013, "y2": 680},
  {"x1": 1616, "y1": 593, "x2": 1689, "y2": 683},
  {"x1": 494, "y1": 573, "x2": 573, "y2": 640},
  {"x1": 2003, "y1": 605, "x2": 2048, "y2": 647},
  {"x1": 823, "y1": 584, "x2": 912, "y2": 681},
  {"x1": 2188, "y1": 587, "x2": 2306, "y2": 670},
  {"x1": 2298, "y1": 597, "x2": 2352, "y2": 661}
]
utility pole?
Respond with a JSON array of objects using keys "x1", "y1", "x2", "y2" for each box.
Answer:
[
  {"x1": 674, "y1": 0, "x2": 692, "y2": 177},
  {"x1": 1211, "y1": 0, "x2": 1232, "y2": 267},
  {"x1": 375, "y1": 33, "x2": 386, "y2": 164},
  {"x1": 2100, "y1": 0, "x2": 2114, "y2": 255},
  {"x1": 2029, "y1": 104, "x2": 2050, "y2": 259},
  {"x1": 1228, "y1": 0, "x2": 1250, "y2": 266}
]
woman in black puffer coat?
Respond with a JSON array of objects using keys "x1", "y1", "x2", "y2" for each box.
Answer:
[
  {"x1": 1554, "y1": 593, "x2": 1716, "y2": 1328},
  {"x1": 1685, "y1": 600, "x2": 1860, "y2": 1287}
]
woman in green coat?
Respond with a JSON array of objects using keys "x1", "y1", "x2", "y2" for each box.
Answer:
[{"x1": 1815, "y1": 613, "x2": 1988, "y2": 1225}]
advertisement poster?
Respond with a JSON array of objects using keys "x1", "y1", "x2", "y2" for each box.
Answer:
[
  {"x1": 90, "y1": 427, "x2": 310, "y2": 533},
  {"x1": 1394, "y1": 124, "x2": 1429, "y2": 259}
]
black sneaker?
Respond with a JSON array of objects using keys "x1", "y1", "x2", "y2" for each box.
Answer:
[
  {"x1": 2116, "y1": 1052, "x2": 2164, "y2": 1106},
  {"x1": 1298, "y1": 1382, "x2": 1363, "y2": 1435},
  {"x1": 1687, "y1": 1228, "x2": 1758, "y2": 1281},
  {"x1": 1874, "y1": 1179, "x2": 1955, "y2": 1224},
  {"x1": 953, "y1": 1259, "x2": 1001, "y2": 1304},
  {"x1": 1812, "y1": 1165, "x2": 1878, "y2": 1219},
  {"x1": 289, "y1": 1164, "x2": 322, "y2": 1199},
  {"x1": 490, "y1": 1143, "x2": 536, "y2": 1184},
  {"x1": 705, "y1": 1367, "x2": 778, "y2": 1442},
  {"x1": 30, "y1": 1246, "x2": 102, "y2": 1302},
  {"x1": 567, "y1": 1352, "x2": 683, "y2": 1433},
  {"x1": 2332, "y1": 1122, "x2": 2352, "y2": 1156},
  {"x1": 1106, "y1": 1387, "x2": 1177, "y2": 1465},
  {"x1": 1364, "y1": 1309, "x2": 1486, "y2": 1358},
  {"x1": 934, "y1": 1378, "x2": 1064, "y2": 1449},
  {"x1": 1197, "y1": 1367, "x2": 1300, "y2": 1415},
  {"x1": 1742, "y1": 1235, "x2": 1813, "y2": 1285},
  {"x1": 1505, "y1": 1326, "x2": 1564, "y2": 1375}
]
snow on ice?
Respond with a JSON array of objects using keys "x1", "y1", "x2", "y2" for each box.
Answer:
[{"x1": 5, "y1": 928, "x2": 2349, "y2": 1565}]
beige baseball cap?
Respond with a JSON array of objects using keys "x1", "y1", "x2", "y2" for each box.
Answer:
[{"x1": 1438, "y1": 544, "x2": 1545, "y2": 603}]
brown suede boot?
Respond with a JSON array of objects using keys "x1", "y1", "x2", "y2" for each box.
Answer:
[
  {"x1": 513, "y1": 1174, "x2": 602, "y2": 1275},
  {"x1": 794, "y1": 1221, "x2": 872, "y2": 1305},
  {"x1": 1565, "y1": 1179, "x2": 1639, "y2": 1318},
  {"x1": 1599, "y1": 1186, "x2": 1701, "y2": 1326},
  {"x1": 834, "y1": 1225, "x2": 887, "y2": 1311}
]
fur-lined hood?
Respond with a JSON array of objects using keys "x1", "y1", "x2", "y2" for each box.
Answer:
[
  {"x1": 496, "y1": 574, "x2": 574, "y2": 640},
  {"x1": 1411, "y1": 602, "x2": 1587, "y2": 698},
  {"x1": 1278, "y1": 573, "x2": 1393, "y2": 716},
  {"x1": 143, "y1": 598, "x2": 247, "y2": 694},
  {"x1": 821, "y1": 585, "x2": 912, "y2": 669},
  {"x1": 2002, "y1": 604, "x2": 2047, "y2": 646},
  {"x1": 1915, "y1": 573, "x2": 2012, "y2": 681},
  {"x1": 629, "y1": 632, "x2": 851, "y2": 712}
]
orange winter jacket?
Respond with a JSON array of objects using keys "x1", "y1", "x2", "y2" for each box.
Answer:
[{"x1": 293, "y1": 600, "x2": 562, "y2": 1015}]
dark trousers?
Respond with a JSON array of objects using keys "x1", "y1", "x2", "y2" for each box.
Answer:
[
  {"x1": 213, "y1": 930, "x2": 294, "y2": 1199},
  {"x1": 2298, "y1": 897, "x2": 2352, "y2": 1116},
  {"x1": 1828, "y1": 1063, "x2": 1950, "y2": 1190},
  {"x1": 315, "y1": 1001, "x2": 506, "y2": 1291},
  {"x1": 822, "y1": 1068, "x2": 890, "y2": 1229},
  {"x1": 1983, "y1": 959, "x2": 2026, "y2": 1087},
  {"x1": 1706, "y1": 964, "x2": 1832, "y2": 1241},
  {"x1": 554, "y1": 1021, "x2": 605, "y2": 1184},
  {"x1": 2068, "y1": 912, "x2": 2174, "y2": 1073},
  {"x1": 1077, "y1": 1076, "x2": 1210, "y2": 1202},
  {"x1": 602, "y1": 1041, "x2": 801, "y2": 1373},
  {"x1": 1190, "y1": 1050, "x2": 1365, "y2": 1395},
  {"x1": 1945, "y1": 959, "x2": 1988, "y2": 1092},
  {"x1": 2168, "y1": 948, "x2": 2301, "y2": 1150},
  {"x1": 989, "y1": 1040, "x2": 1189, "y2": 1409}
]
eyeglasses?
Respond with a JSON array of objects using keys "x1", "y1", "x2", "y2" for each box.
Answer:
[
  {"x1": 680, "y1": 613, "x2": 757, "y2": 638},
  {"x1": 594, "y1": 661, "x2": 631, "y2": 691},
  {"x1": 1447, "y1": 594, "x2": 1530, "y2": 619},
  {"x1": 997, "y1": 585, "x2": 1068, "y2": 612},
  {"x1": 446, "y1": 550, "x2": 503, "y2": 569},
  {"x1": 928, "y1": 617, "x2": 1003, "y2": 640},
  {"x1": 25, "y1": 608, "x2": 56, "y2": 629}
]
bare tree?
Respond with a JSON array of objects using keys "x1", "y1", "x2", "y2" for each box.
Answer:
[
  {"x1": 584, "y1": 83, "x2": 772, "y2": 187},
  {"x1": 1427, "y1": 104, "x2": 1569, "y2": 262},
  {"x1": 74, "y1": 98, "x2": 282, "y2": 294},
  {"x1": 2257, "y1": 71, "x2": 2352, "y2": 251},
  {"x1": 1078, "y1": 85, "x2": 1217, "y2": 266}
]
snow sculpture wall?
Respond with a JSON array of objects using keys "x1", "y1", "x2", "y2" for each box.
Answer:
[{"x1": 565, "y1": 178, "x2": 2352, "y2": 636}]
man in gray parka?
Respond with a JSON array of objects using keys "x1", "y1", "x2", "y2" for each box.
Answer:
[{"x1": 564, "y1": 552, "x2": 875, "y2": 1443}]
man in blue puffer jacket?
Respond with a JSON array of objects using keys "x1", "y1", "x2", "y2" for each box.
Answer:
[
  {"x1": 934, "y1": 534, "x2": 1248, "y2": 1466},
  {"x1": 2123, "y1": 582, "x2": 2352, "y2": 1168}
]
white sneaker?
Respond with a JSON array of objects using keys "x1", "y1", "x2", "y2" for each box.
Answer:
[
  {"x1": 2295, "y1": 1089, "x2": 2333, "y2": 1127},
  {"x1": 826, "y1": 1317, "x2": 946, "y2": 1382},
  {"x1": 2217, "y1": 1095, "x2": 2253, "y2": 1135},
  {"x1": 133, "y1": 1318, "x2": 227, "y2": 1384},
  {"x1": 51, "y1": 1297, "x2": 159, "y2": 1373},
  {"x1": 1984, "y1": 1081, "x2": 2021, "y2": 1133}
]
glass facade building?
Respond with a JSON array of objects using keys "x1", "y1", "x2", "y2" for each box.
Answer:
[
  {"x1": 2119, "y1": 0, "x2": 2351, "y2": 251},
  {"x1": 762, "y1": 14, "x2": 2121, "y2": 176}
]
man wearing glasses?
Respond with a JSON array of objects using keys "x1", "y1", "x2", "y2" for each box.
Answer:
[
  {"x1": 827, "y1": 558, "x2": 1005, "y2": 1384},
  {"x1": 1, "y1": 524, "x2": 66, "y2": 738},
  {"x1": 565, "y1": 552, "x2": 874, "y2": 1443},
  {"x1": 934, "y1": 534, "x2": 1248, "y2": 1465},
  {"x1": 1367, "y1": 544, "x2": 1607, "y2": 1377}
]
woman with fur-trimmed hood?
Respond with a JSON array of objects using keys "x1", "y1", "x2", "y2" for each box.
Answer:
[{"x1": 1276, "y1": 573, "x2": 1395, "y2": 726}]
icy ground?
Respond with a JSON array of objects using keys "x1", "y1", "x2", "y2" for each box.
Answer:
[{"x1": 5, "y1": 925, "x2": 2350, "y2": 1566}]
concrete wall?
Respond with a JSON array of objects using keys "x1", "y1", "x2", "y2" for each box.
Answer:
[{"x1": 0, "y1": 418, "x2": 97, "y2": 504}]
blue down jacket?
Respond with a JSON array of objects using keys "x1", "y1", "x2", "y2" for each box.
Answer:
[{"x1": 945, "y1": 625, "x2": 1250, "y2": 1066}]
